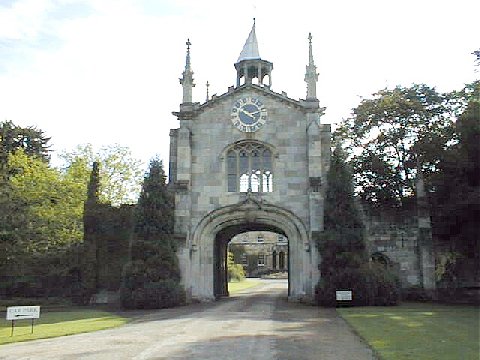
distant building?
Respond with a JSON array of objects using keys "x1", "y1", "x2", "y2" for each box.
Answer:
[{"x1": 228, "y1": 231, "x2": 288, "y2": 277}]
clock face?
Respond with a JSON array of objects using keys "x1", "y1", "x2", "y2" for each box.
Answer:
[{"x1": 231, "y1": 97, "x2": 267, "y2": 132}]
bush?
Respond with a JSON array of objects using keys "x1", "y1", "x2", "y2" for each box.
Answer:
[
  {"x1": 120, "y1": 279, "x2": 185, "y2": 309},
  {"x1": 364, "y1": 262, "x2": 400, "y2": 306},
  {"x1": 120, "y1": 260, "x2": 185, "y2": 309},
  {"x1": 227, "y1": 251, "x2": 245, "y2": 282},
  {"x1": 316, "y1": 262, "x2": 400, "y2": 307}
]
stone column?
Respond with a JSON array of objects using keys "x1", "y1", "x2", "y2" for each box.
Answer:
[{"x1": 244, "y1": 63, "x2": 250, "y2": 84}]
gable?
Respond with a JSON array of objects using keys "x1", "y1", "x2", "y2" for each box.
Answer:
[{"x1": 198, "y1": 84, "x2": 304, "y2": 114}]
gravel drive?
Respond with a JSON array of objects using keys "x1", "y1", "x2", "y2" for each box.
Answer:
[{"x1": 0, "y1": 279, "x2": 374, "y2": 359}]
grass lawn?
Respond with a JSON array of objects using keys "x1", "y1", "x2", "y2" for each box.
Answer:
[
  {"x1": 338, "y1": 302, "x2": 480, "y2": 360},
  {"x1": 0, "y1": 309, "x2": 129, "y2": 345},
  {"x1": 228, "y1": 279, "x2": 262, "y2": 293}
]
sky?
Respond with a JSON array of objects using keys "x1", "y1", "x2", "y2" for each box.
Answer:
[{"x1": 0, "y1": 0, "x2": 478, "y2": 172}]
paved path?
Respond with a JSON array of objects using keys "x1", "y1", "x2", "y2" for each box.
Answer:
[{"x1": 0, "y1": 280, "x2": 374, "y2": 359}]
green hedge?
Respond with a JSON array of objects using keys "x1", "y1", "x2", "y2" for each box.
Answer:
[
  {"x1": 316, "y1": 262, "x2": 400, "y2": 307},
  {"x1": 120, "y1": 249, "x2": 185, "y2": 309},
  {"x1": 120, "y1": 278, "x2": 185, "y2": 309}
]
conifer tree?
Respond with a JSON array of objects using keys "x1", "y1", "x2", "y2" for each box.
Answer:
[
  {"x1": 317, "y1": 146, "x2": 366, "y2": 304},
  {"x1": 317, "y1": 145, "x2": 399, "y2": 306},
  {"x1": 134, "y1": 158, "x2": 173, "y2": 241},
  {"x1": 121, "y1": 158, "x2": 184, "y2": 309}
]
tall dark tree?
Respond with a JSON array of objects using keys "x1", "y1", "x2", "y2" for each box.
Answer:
[
  {"x1": 431, "y1": 100, "x2": 480, "y2": 267},
  {"x1": 0, "y1": 120, "x2": 50, "y2": 163},
  {"x1": 134, "y1": 158, "x2": 173, "y2": 240},
  {"x1": 318, "y1": 146, "x2": 366, "y2": 272},
  {"x1": 317, "y1": 146, "x2": 399, "y2": 306},
  {"x1": 121, "y1": 158, "x2": 184, "y2": 309}
]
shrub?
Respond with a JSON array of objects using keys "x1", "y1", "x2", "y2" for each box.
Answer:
[
  {"x1": 363, "y1": 262, "x2": 400, "y2": 306},
  {"x1": 120, "y1": 262, "x2": 185, "y2": 309},
  {"x1": 316, "y1": 262, "x2": 400, "y2": 307},
  {"x1": 227, "y1": 251, "x2": 245, "y2": 282}
]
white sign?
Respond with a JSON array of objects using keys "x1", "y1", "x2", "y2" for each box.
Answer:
[
  {"x1": 336, "y1": 290, "x2": 353, "y2": 301},
  {"x1": 6, "y1": 306, "x2": 41, "y2": 321}
]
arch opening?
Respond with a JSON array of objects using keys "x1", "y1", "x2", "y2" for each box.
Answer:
[
  {"x1": 188, "y1": 201, "x2": 315, "y2": 302},
  {"x1": 214, "y1": 225, "x2": 290, "y2": 298}
]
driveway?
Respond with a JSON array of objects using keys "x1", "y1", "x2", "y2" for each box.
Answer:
[{"x1": 0, "y1": 280, "x2": 374, "y2": 359}]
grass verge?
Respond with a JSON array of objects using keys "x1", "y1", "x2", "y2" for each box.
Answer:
[
  {"x1": 337, "y1": 302, "x2": 479, "y2": 360},
  {"x1": 1, "y1": 309, "x2": 129, "y2": 345},
  {"x1": 228, "y1": 279, "x2": 262, "y2": 293}
]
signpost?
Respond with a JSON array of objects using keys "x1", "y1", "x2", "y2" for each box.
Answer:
[
  {"x1": 6, "y1": 306, "x2": 41, "y2": 336},
  {"x1": 336, "y1": 290, "x2": 352, "y2": 307}
]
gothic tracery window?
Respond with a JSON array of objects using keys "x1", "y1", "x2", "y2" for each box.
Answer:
[{"x1": 226, "y1": 142, "x2": 274, "y2": 193}]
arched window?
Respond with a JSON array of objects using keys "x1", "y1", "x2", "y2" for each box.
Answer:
[
  {"x1": 279, "y1": 251, "x2": 285, "y2": 270},
  {"x1": 371, "y1": 252, "x2": 392, "y2": 269},
  {"x1": 226, "y1": 142, "x2": 274, "y2": 193}
]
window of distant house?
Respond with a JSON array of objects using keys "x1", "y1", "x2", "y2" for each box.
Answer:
[
  {"x1": 279, "y1": 251, "x2": 286, "y2": 270},
  {"x1": 277, "y1": 235, "x2": 287, "y2": 243},
  {"x1": 241, "y1": 253, "x2": 248, "y2": 266},
  {"x1": 257, "y1": 234, "x2": 264, "y2": 243},
  {"x1": 258, "y1": 254, "x2": 265, "y2": 267},
  {"x1": 226, "y1": 142, "x2": 274, "y2": 193}
]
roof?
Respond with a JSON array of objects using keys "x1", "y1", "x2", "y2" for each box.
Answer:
[
  {"x1": 237, "y1": 21, "x2": 261, "y2": 62},
  {"x1": 200, "y1": 84, "x2": 302, "y2": 111}
]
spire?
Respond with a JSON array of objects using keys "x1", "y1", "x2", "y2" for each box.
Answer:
[
  {"x1": 237, "y1": 18, "x2": 261, "y2": 62},
  {"x1": 304, "y1": 32, "x2": 319, "y2": 100},
  {"x1": 235, "y1": 19, "x2": 273, "y2": 87},
  {"x1": 179, "y1": 38, "x2": 195, "y2": 103}
]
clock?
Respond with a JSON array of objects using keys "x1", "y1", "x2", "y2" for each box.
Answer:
[{"x1": 231, "y1": 97, "x2": 267, "y2": 132}]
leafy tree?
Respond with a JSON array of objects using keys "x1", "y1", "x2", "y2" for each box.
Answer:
[
  {"x1": 121, "y1": 159, "x2": 184, "y2": 309},
  {"x1": 61, "y1": 144, "x2": 143, "y2": 206},
  {"x1": 227, "y1": 251, "x2": 245, "y2": 282},
  {"x1": 9, "y1": 150, "x2": 86, "y2": 250},
  {"x1": 336, "y1": 84, "x2": 453, "y2": 208},
  {"x1": 0, "y1": 149, "x2": 88, "y2": 296}
]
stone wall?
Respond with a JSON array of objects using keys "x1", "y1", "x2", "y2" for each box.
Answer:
[{"x1": 364, "y1": 210, "x2": 421, "y2": 288}]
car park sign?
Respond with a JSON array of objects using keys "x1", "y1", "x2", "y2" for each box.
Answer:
[
  {"x1": 6, "y1": 306, "x2": 40, "y2": 320},
  {"x1": 6, "y1": 306, "x2": 41, "y2": 336}
]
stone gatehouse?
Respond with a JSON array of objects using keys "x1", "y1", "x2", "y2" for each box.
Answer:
[
  {"x1": 169, "y1": 23, "x2": 330, "y2": 302},
  {"x1": 84, "y1": 22, "x2": 436, "y2": 303}
]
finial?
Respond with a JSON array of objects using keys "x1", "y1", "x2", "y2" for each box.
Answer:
[
  {"x1": 308, "y1": 32, "x2": 314, "y2": 66},
  {"x1": 180, "y1": 38, "x2": 194, "y2": 103},
  {"x1": 305, "y1": 32, "x2": 318, "y2": 100},
  {"x1": 185, "y1": 38, "x2": 192, "y2": 69},
  {"x1": 206, "y1": 81, "x2": 210, "y2": 102}
]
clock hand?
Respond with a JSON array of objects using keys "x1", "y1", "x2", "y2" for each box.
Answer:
[
  {"x1": 242, "y1": 109, "x2": 260, "y2": 117},
  {"x1": 240, "y1": 110, "x2": 254, "y2": 119}
]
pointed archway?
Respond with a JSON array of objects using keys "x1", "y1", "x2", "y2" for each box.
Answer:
[{"x1": 183, "y1": 196, "x2": 317, "y2": 302}]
